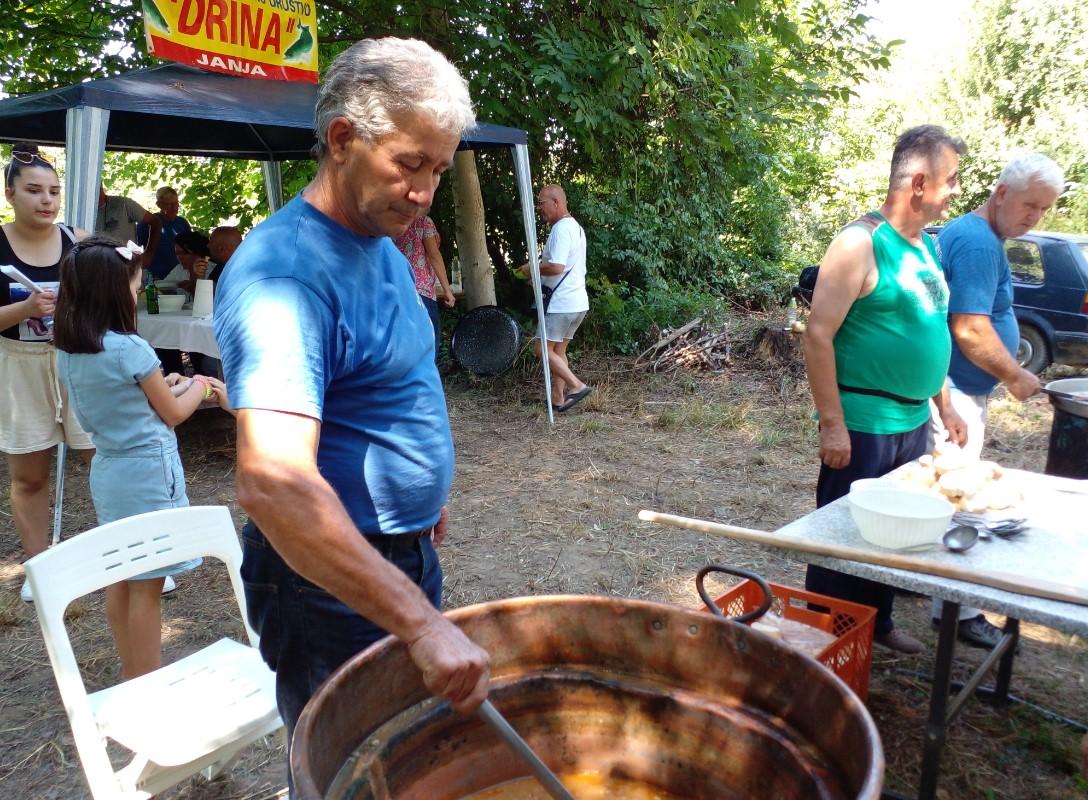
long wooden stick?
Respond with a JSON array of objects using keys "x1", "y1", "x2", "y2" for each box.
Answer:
[{"x1": 638, "y1": 510, "x2": 1088, "y2": 608}]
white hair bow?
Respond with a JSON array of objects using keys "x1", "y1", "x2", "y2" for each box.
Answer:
[{"x1": 115, "y1": 240, "x2": 145, "y2": 260}]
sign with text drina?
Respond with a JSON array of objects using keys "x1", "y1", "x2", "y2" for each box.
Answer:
[{"x1": 143, "y1": 0, "x2": 318, "y2": 83}]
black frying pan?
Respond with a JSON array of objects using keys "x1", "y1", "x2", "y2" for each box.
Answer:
[{"x1": 450, "y1": 305, "x2": 523, "y2": 376}]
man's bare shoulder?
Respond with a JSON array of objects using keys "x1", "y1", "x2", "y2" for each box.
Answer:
[
  {"x1": 811, "y1": 224, "x2": 878, "y2": 307},
  {"x1": 821, "y1": 224, "x2": 875, "y2": 271}
]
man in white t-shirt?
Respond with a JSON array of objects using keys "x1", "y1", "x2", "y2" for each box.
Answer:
[{"x1": 520, "y1": 184, "x2": 592, "y2": 412}]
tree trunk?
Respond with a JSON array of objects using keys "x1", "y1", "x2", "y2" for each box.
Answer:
[{"x1": 451, "y1": 150, "x2": 495, "y2": 309}]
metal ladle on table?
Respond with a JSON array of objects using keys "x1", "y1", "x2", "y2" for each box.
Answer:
[
  {"x1": 477, "y1": 699, "x2": 575, "y2": 800},
  {"x1": 942, "y1": 524, "x2": 979, "y2": 553}
]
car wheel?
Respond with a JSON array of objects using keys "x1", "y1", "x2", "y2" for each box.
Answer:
[{"x1": 1017, "y1": 324, "x2": 1050, "y2": 374}]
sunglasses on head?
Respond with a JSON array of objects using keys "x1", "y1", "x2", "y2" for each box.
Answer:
[{"x1": 10, "y1": 150, "x2": 52, "y2": 167}]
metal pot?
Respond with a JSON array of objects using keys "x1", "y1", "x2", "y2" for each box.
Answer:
[
  {"x1": 1044, "y1": 378, "x2": 1088, "y2": 478},
  {"x1": 292, "y1": 596, "x2": 883, "y2": 799}
]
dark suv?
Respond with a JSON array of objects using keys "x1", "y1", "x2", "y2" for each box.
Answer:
[{"x1": 1005, "y1": 232, "x2": 1088, "y2": 373}]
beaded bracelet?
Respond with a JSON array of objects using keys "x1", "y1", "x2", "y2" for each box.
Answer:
[{"x1": 193, "y1": 376, "x2": 214, "y2": 401}]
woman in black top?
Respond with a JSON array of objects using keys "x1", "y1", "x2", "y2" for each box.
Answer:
[{"x1": 0, "y1": 143, "x2": 92, "y2": 601}]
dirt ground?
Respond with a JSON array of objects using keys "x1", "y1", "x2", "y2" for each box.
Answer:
[{"x1": 1, "y1": 342, "x2": 1086, "y2": 799}]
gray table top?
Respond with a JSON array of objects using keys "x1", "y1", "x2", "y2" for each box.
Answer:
[{"x1": 774, "y1": 470, "x2": 1088, "y2": 636}]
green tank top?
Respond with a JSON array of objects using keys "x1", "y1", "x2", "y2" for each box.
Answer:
[{"x1": 834, "y1": 212, "x2": 950, "y2": 434}]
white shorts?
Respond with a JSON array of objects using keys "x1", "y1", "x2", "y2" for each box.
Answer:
[
  {"x1": 538, "y1": 310, "x2": 587, "y2": 343},
  {"x1": 0, "y1": 337, "x2": 93, "y2": 454}
]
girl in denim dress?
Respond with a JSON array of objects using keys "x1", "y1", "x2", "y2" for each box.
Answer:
[{"x1": 53, "y1": 237, "x2": 230, "y2": 678}]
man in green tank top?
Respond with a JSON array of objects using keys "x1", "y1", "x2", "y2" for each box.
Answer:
[{"x1": 802, "y1": 125, "x2": 969, "y2": 655}]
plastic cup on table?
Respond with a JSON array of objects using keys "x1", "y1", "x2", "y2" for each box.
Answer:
[{"x1": 191, "y1": 279, "x2": 214, "y2": 318}]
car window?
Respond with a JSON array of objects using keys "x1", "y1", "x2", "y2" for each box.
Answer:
[
  {"x1": 1006, "y1": 240, "x2": 1044, "y2": 285},
  {"x1": 1079, "y1": 243, "x2": 1088, "y2": 264}
]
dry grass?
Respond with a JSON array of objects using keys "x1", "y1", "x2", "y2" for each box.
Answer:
[
  {"x1": 0, "y1": 593, "x2": 22, "y2": 629},
  {"x1": 0, "y1": 349, "x2": 1085, "y2": 799},
  {"x1": 654, "y1": 397, "x2": 751, "y2": 431}
]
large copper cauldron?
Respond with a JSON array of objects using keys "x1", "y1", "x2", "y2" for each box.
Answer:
[{"x1": 292, "y1": 596, "x2": 883, "y2": 799}]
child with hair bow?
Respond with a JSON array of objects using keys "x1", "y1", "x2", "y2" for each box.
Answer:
[{"x1": 53, "y1": 236, "x2": 232, "y2": 678}]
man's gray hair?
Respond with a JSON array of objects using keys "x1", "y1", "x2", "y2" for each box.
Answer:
[
  {"x1": 155, "y1": 186, "x2": 178, "y2": 202},
  {"x1": 314, "y1": 37, "x2": 475, "y2": 160},
  {"x1": 997, "y1": 153, "x2": 1065, "y2": 194},
  {"x1": 888, "y1": 125, "x2": 966, "y2": 189}
]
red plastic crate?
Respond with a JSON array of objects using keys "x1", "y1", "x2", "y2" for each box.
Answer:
[{"x1": 704, "y1": 580, "x2": 876, "y2": 701}]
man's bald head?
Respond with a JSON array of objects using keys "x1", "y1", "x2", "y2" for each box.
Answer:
[
  {"x1": 536, "y1": 184, "x2": 569, "y2": 224},
  {"x1": 209, "y1": 226, "x2": 243, "y2": 264}
]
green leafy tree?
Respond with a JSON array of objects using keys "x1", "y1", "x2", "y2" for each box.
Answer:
[
  {"x1": 2, "y1": 0, "x2": 896, "y2": 345},
  {"x1": 800, "y1": 0, "x2": 1087, "y2": 259},
  {"x1": 100, "y1": 154, "x2": 269, "y2": 233},
  {"x1": 940, "y1": 0, "x2": 1088, "y2": 230},
  {"x1": 0, "y1": 1, "x2": 149, "y2": 92}
]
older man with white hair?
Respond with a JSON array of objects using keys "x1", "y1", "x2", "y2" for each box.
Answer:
[
  {"x1": 931, "y1": 152, "x2": 1064, "y2": 648},
  {"x1": 214, "y1": 38, "x2": 490, "y2": 742}
]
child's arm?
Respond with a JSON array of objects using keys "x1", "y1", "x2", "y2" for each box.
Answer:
[
  {"x1": 140, "y1": 371, "x2": 210, "y2": 426},
  {"x1": 163, "y1": 372, "x2": 191, "y2": 397}
]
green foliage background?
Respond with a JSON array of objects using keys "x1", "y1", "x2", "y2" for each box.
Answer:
[
  {"x1": 790, "y1": 0, "x2": 1087, "y2": 266},
  {"x1": 2, "y1": 0, "x2": 1085, "y2": 349}
]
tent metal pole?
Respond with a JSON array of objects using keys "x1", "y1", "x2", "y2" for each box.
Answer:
[
  {"x1": 57, "y1": 106, "x2": 107, "y2": 548},
  {"x1": 513, "y1": 144, "x2": 554, "y2": 424},
  {"x1": 64, "y1": 106, "x2": 110, "y2": 232},
  {"x1": 261, "y1": 161, "x2": 284, "y2": 212},
  {"x1": 51, "y1": 443, "x2": 66, "y2": 546}
]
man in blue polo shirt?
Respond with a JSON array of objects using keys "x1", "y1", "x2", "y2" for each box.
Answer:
[
  {"x1": 136, "y1": 186, "x2": 191, "y2": 280},
  {"x1": 933, "y1": 152, "x2": 1063, "y2": 647},
  {"x1": 214, "y1": 38, "x2": 490, "y2": 745}
]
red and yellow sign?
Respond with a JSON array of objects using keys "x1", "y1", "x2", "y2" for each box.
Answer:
[{"x1": 143, "y1": 0, "x2": 318, "y2": 83}]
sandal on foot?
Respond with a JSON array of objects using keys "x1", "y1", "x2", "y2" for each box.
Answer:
[{"x1": 557, "y1": 386, "x2": 592, "y2": 412}]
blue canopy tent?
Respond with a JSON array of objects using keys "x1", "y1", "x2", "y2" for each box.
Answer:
[{"x1": 0, "y1": 63, "x2": 556, "y2": 419}]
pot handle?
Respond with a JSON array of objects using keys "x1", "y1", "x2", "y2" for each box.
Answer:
[
  {"x1": 696, "y1": 564, "x2": 774, "y2": 624},
  {"x1": 1041, "y1": 386, "x2": 1081, "y2": 403}
]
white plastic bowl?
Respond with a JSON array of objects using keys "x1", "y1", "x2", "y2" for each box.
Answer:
[
  {"x1": 156, "y1": 294, "x2": 186, "y2": 312},
  {"x1": 849, "y1": 478, "x2": 901, "y2": 493},
  {"x1": 848, "y1": 488, "x2": 954, "y2": 549}
]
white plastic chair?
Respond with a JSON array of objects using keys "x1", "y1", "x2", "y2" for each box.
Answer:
[{"x1": 24, "y1": 505, "x2": 283, "y2": 800}]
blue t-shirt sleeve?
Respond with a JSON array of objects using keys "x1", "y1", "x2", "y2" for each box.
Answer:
[
  {"x1": 119, "y1": 336, "x2": 161, "y2": 382},
  {"x1": 946, "y1": 246, "x2": 1003, "y2": 316},
  {"x1": 215, "y1": 277, "x2": 335, "y2": 420}
]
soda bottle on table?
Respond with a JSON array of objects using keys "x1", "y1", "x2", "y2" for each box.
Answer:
[{"x1": 144, "y1": 270, "x2": 159, "y2": 315}]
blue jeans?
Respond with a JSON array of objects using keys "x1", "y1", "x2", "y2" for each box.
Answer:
[
  {"x1": 239, "y1": 522, "x2": 443, "y2": 744},
  {"x1": 421, "y1": 295, "x2": 441, "y2": 361},
  {"x1": 805, "y1": 421, "x2": 930, "y2": 635}
]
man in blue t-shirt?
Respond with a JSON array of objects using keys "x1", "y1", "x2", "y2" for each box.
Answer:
[
  {"x1": 214, "y1": 38, "x2": 489, "y2": 742},
  {"x1": 136, "y1": 186, "x2": 191, "y2": 280},
  {"x1": 933, "y1": 152, "x2": 1063, "y2": 648}
]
